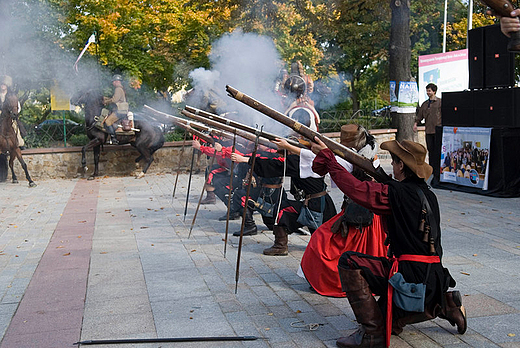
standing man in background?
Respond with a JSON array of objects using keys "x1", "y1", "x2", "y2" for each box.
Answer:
[{"x1": 414, "y1": 83, "x2": 441, "y2": 169}]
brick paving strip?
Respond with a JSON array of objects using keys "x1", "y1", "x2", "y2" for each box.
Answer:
[{"x1": 1, "y1": 179, "x2": 99, "y2": 347}]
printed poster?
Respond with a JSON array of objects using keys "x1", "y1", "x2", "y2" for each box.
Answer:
[
  {"x1": 418, "y1": 49, "x2": 468, "y2": 104},
  {"x1": 440, "y1": 127, "x2": 491, "y2": 190},
  {"x1": 397, "y1": 81, "x2": 419, "y2": 113}
]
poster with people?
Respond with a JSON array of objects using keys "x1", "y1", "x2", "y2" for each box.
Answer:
[{"x1": 440, "y1": 127, "x2": 491, "y2": 190}]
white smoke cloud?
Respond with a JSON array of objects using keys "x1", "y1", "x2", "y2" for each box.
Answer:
[{"x1": 186, "y1": 29, "x2": 288, "y2": 134}]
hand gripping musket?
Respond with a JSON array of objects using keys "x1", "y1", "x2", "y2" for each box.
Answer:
[
  {"x1": 235, "y1": 126, "x2": 262, "y2": 294},
  {"x1": 480, "y1": 0, "x2": 520, "y2": 52},
  {"x1": 184, "y1": 105, "x2": 306, "y2": 149},
  {"x1": 224, "y1": 131, "x2": 237, "y2": 258},
  {"x1": 226, "y1": 85, "x2": 392, "y2": 184},
  {"x1": 172, "y1": 129, "x2": 188, "y2": 201},
  {"x1": 181, "y1": 109, "x2": 277, "y2": 150}
]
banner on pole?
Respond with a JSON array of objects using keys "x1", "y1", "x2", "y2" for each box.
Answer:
[{"x1": 418, "y1": 49, "x2": 468, "y2": 104}]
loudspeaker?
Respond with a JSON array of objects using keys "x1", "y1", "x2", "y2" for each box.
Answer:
[
  {"x1": 473, "y1": 88, "x2": 517, "y2": 127},
  {"x1": 484, "y1": 25, "x2": 515, "y2": 88},
  {"x1": 442, "y1": 91, "x2": 474, "y2": 126},
  {"x1": 468, "y1": 26, "x2": 485, "y2": 89}
]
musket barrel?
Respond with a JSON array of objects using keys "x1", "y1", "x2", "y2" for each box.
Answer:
[
  {"x1": 184, "y1": 105, "x2": 305, "y2": 148},
  {"x1": 181, "y1": 110, "x2": 277, "y2": 150},
  {"x1": 225, "y1": 85, "x2": 391, "y2": 183}
]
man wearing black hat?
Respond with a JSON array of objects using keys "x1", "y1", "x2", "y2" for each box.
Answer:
[{"x1": 311, "y1": 138, "x2": 466, "y2": 348}]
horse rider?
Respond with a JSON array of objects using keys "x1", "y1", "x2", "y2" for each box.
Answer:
[
  {"x1": 0, "y1": 75, "x2": 26, "y2": 149},
  {"x1": 100, "y1": 74, "x2": 128, "y2": 144}
]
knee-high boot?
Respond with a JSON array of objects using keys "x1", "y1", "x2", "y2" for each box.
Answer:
[
  {"x1": 438, "y1": 291, "x2": 467, "y2": 334},
  {"x1": 233, "y1": 207, "x2": 257, "y2": 236},
  {"x1": 336, "y1": 267, "x2": 385, "y2": 348},
  {"x1": 263, "y1": 225, "x2": 288, "y2": 256}
]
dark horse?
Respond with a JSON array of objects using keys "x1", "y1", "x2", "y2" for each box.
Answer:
[
  {"x1": 71, "y1": 89, "x2": 164, "y2": 179},
  {"x1": 0, "y1": 93, "x2": 36, "y2": 187}
]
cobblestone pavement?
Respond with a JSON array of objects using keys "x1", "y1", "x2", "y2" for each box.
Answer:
[{"x1": 1, "y1": 161, "x2": 520, "y2": 347}]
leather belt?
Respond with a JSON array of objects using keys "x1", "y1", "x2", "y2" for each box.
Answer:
[
  {"x1": 263, "y1": 183, "x2": 282, "y2": 189},
  {"x1": 304, "y1": 191, "x2": 327, "y2": 205}
]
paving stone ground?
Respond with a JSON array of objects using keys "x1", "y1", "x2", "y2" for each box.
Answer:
[{"x1": 1, "y1": 160, "x2": 520, "y2": 348}]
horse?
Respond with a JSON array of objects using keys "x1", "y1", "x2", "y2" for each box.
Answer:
[
  {"x1": 71, "y1": 89, "x2": 165, "y2": 179},
  {"x1": 0, "y1": 93, "x2": 37, "y2": 187}
]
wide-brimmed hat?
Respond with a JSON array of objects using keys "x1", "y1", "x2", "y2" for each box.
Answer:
[
  {"x1": 381, "y1": 140, "x2": 433, "y2": 179},
  {"x1": 340, "y1": 124, "x2": 366, "y2": 150}
]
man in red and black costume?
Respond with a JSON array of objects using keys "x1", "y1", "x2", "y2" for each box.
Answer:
[{"x1": 311, "y1": 138, "x2": 466, "y2": 348}]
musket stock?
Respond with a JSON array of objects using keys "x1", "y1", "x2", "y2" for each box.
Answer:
[
  {"x1": 480, "y1": 0, "x2": 520, "y2": 52},
  {"x1": 225, "y1": 85, "x2": 391, "y2": 183}
]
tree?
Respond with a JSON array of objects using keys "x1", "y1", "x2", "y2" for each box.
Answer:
[
  {"x1": 63, "y1": 0, "x2": 233, "y2": 92},
  {"x1": 389, "y1": 0, "x2": 414, "y2": 142}
]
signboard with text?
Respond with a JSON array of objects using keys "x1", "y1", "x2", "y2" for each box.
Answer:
[{"x1": 418, "y1": 49, "x2": 468, "y2": 104}]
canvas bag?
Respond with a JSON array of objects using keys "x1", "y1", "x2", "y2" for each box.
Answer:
[
  {"x1": 388, "y1": 272, "x2": 427, "y2": 312},
  {"x1": 297, "y1": 196, "x2": 325, "y2": 230}
]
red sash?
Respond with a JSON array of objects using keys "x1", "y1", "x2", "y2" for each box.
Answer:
[{"x1": 386, "y1": 254, "x2": 440, "y2": 347}]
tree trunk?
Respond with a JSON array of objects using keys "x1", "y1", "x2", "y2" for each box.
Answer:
[{"x1": 389, "y1": 0, "x2": 415, "y2": 142}]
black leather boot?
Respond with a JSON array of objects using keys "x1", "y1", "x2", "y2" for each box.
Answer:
[
  {"x1": 233, "y1": 208, "x2": 257, "y2": 236},
  {"x1": 336, "y1": 267, "x2": 385, "y2": 348}
]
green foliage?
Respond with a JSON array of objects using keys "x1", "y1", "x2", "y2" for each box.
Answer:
[
  {"x1": 3, "y1": 0, "x2": 504, "y2": 138},
  {"x1": 164, "y1": 128, "x2": 186, "y2": 142},
  {"x1": 24, "y1": 130, "x2": 51, "y2": 149},
  {"x1": 68, "y1": 134, "x2": 89, "y2": 146}
]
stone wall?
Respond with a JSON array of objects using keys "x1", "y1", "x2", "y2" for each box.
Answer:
[{"x1": 9, "y1": 128, "x2": 426, "y2": 180}]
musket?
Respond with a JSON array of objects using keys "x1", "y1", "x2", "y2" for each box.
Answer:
[
  {"x1": 226, "y1": 85, "x2": 392, "y2": 184},
  {"x1": 223, "y1": 130, "x2": 237, "y2": 258},
  {"x1": 480, "y1": 0, "x2": 520, "y2": 52},
  {"x1": 235, "y1": 126, "x2": 262, "y2": 294},
  {"x1": 143, "y1": 105, "x2": 277, "y2": 150},
  {"x1": 74, "y1": 336, "x2": 259, "y2": 345},
  {"x1": 172, "y1": 129, "x2": 188, "y2": 201},
  {"x1": 169, "y1": 117, "x2": 215, "y2": 145},
  {"x1": 181, "y1": 110, "x2": 277, "y2": 150},
  {"x1": 184, "y1": 105, "x2": 306, "y2": 149},
  {"x1": 144, "y1": 106, "x2": 235, "y2": 143}
]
